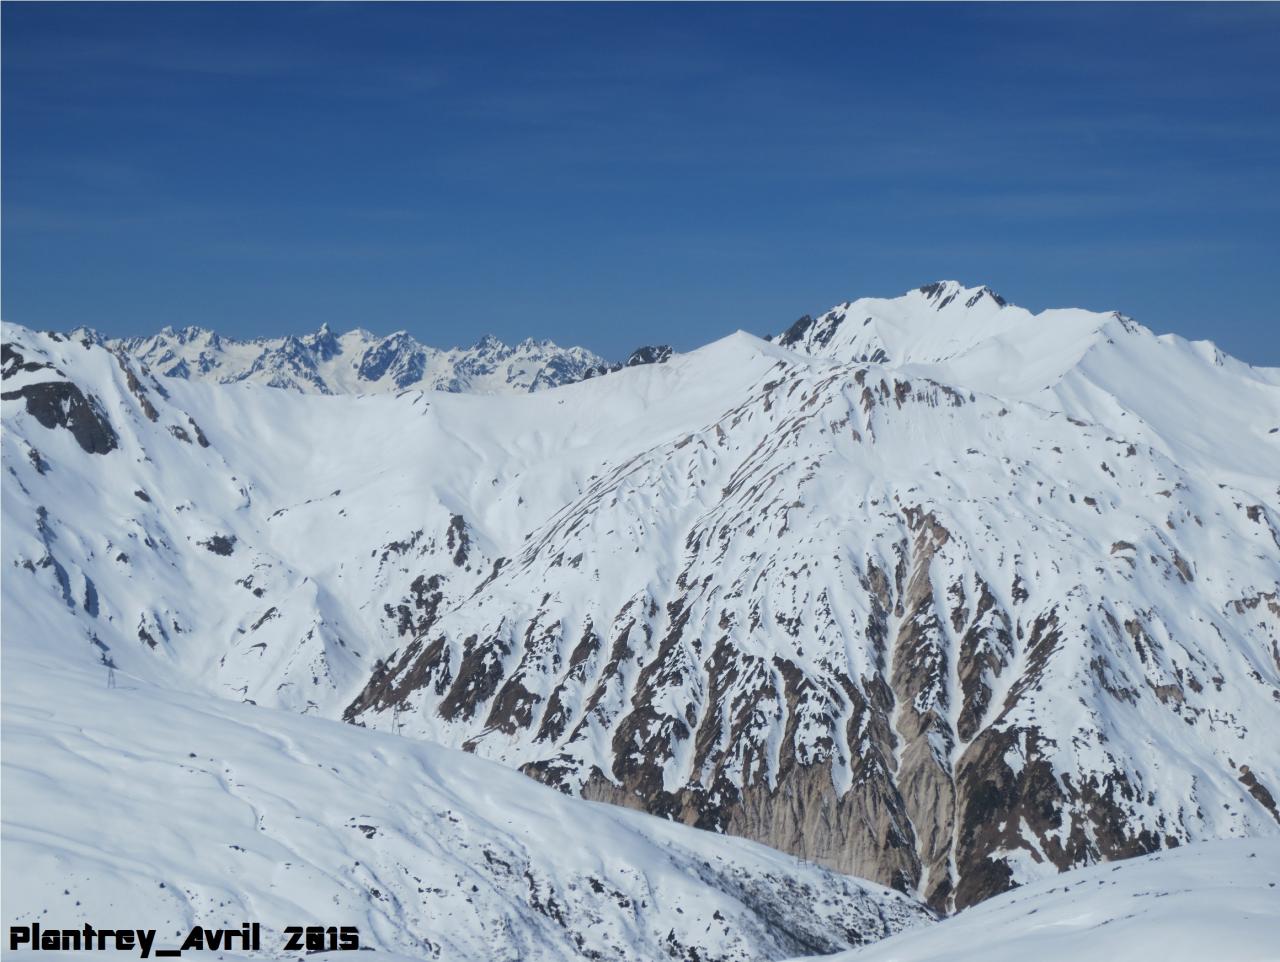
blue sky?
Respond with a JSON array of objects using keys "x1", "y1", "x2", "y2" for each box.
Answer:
[{"x1": 3, "y1": 3, "x2": 1278, "y2": 363}]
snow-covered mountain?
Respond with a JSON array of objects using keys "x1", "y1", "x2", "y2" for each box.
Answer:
[
  {"x1": 95, "y1": 324, "x2": 617, "y2": 395},
  {"x1": 793, "y1": 837, "x2": 1280, "y2": 962},
  {"x1": 4, "y1": 281, "x2": 1279, "y2": 935}
]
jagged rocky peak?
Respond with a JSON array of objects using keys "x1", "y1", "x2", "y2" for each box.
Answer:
[
  {"x1": 97, "y1": 323, "x2": 610, "y2": 396},
  {"x1": 581, "y1": 344, "x2": 674, "y2": 381},
  {"x1": 773, "y1": 313, "x2": 821, "y2": 349},
  {"x1": 471, "y1": 333, "x2": 506, "y2": 353},
  {"x1": 624, "y1": 344, "x2": 673, "y2": 366},
  {"x1": 303, "y1": 322, "x2": 341, "y2": 360},
  {"x1": 915, "y1": 280, "x2": 1008, "y2": 310},
  {"x1": 355, "y1": 333, "x2": 422, "y2": 386},
  {"x1": 68, "y1": 326, "x2": 108, "y2": 346},
  {"x1": 92, "y1": 311, "x2": 693, "y2": 396},
  {"x1": 517, "y1": 336, "x2": 556, "y2": 352},
  {"x1": 158, "y1": 323, "x2": 221, "y2": 346}
]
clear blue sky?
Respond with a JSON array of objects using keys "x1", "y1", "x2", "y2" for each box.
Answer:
[{"x1": 3, "y1": 3, "x2": 1278, "y2": 364}]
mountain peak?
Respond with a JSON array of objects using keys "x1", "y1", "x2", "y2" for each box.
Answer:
[
  {"x1": 304, "y1": 322, "x2": 341, "y2": 360},
  {"x1": 914, "y1": 280, "x2": 1008, "y2": 310},
  {"x1": 769, "y1": 280, "x2": 1161, "y2": 402}
]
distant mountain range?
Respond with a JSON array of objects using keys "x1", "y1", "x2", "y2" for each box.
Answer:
[{"x1": 81, "y1": 323, "x2": 672, "y2": 396}]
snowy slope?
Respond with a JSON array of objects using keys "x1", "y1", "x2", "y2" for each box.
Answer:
[
  {"x1": 97, "y1": 324, "x2": 610, "y2": 395},
  {"x1": 1, "y1": 643, "x2": 932, "y2": 961},
  {"x1": 1, "y1": 326, "x2": 783, "y2": 715},
  {"x1": 791, "y1": 838, "x2": 1280, "y2": 962},
  {"x1": 4, "y1": 280, "x2": 1279, "y2": 926},
  {"x1": 772, "y1": 280, "x2": 1280, "y2": 480}
]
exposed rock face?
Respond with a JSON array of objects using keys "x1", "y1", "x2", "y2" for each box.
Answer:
[
  {"x1": 582, "y1": 344, "x2": 674, "y2": 380},
  {"x1": 2, "y1": 342, "x2": 119, "y2": 455},
  {"x1": 624, "y1": 344, "x2": 674, "y2": 367},
  {"x1": 199, "y1": 534, "x2": 237, "y2": 556},
  {"x1": 4, "y1": 381, "x2": 118, "y2": 455}
]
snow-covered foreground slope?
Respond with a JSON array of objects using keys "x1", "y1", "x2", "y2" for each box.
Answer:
[
  {"x1": 792, "y1": 837, "x2": 1280, "y2": 962},
  {"x1": 4, "y1": 279, "x2": 1279, "y2": 926},
  {"x1": 2, "y1": 643, "x2": 932, "y2": 961}
]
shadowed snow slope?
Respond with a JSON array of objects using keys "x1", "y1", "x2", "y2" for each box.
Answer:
[{"x1": 790, "y1": 837, "x2": 1280, "y2": 962}]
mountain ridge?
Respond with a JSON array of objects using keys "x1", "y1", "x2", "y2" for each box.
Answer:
[{"x1": 80, "y1": 323, "x2": 680, "y2": 397}]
